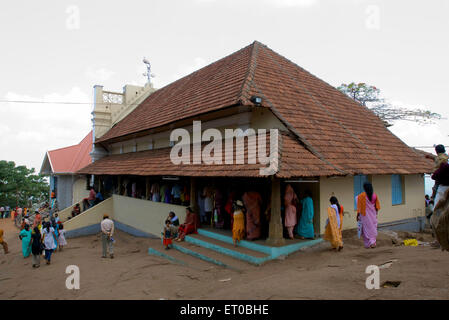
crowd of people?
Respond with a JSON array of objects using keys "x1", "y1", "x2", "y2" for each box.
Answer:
[
  {"x1": 0, "y1": 206, "x2": 68, "y2": 267},
  {"x1": 3, "y1": 144, "x2": 448, "y2": 262}
]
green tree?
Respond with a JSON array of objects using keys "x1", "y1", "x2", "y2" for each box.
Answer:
[
  {"x1": 338, "y1": 82, "x2": 441, "y2": 127},
  {"x1": 0, "y1": 160, "x2": 49, "y2": 208}
]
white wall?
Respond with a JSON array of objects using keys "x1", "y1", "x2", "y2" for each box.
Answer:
[
  {"x1": 112, "y1": 195, "x2": 187, "y2": 237},
  {"x1": 319, "y1": 174, "x2": 425, "y2": 234},
  {"x1": 64, "y1": 198, "x2": 113, "y2": 231}
]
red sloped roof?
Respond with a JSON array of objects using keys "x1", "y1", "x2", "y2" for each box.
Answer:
[
  {"x1": 78, "y1": 132, "x2": 341, "y2": 178},
  {"x1": 48, "y1": 131, "x2": 92, "y2": 174},
  {"x1": 93, "y1": 41, "x2": 433, "y2": 176}
]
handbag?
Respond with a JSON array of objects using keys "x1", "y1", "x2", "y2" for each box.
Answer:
[{"x1": 357, "y1": 221, "x2": 362, "y2": 239}]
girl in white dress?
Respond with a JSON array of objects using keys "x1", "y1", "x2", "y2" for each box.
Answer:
[{"x1": 58, "y1": 223, "x2": 67, "y2": 251}]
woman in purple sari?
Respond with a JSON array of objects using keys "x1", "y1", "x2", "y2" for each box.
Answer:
[{"x1": 356, "y1": 182, "x2": 381, "y2": 249}]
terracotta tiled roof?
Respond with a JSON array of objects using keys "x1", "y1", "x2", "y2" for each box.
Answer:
[
  {"x1": 93, "y1": 41, "x2": 433, "y2": 176},
  {"x1": 47, "y1": 131, "x2": 92, "y2": 174},
  {"x1": 78, "y1": 133, "x2": 340, "y2": 178},
  {"x1": 414, "y1": 148, "x2": 437, "y2": 162}
]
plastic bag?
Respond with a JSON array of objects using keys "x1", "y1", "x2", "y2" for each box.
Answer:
[{"x1": 403, "y1": 239, "x2": 418, "y2": 246}]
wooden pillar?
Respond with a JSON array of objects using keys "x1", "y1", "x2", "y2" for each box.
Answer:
[
  {"x1": 190, "y1": 177, "x2": 198, "y2": 213},
  {"x1": 146, "y1": 177, "x2": 150, "y2": 200},
  {"x1": 266, "y1": 177, "x2": 285, "y2": 246}
]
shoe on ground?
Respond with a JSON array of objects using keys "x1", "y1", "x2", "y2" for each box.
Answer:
[{"x1": 110, "y1": 254, "x2": 114, "y2": 259}]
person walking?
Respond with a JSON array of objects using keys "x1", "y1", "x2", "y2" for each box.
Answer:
[
  {"x1": 101, "y1": 214, "x2": 115, "y2": 259},
  {"x1": 19, "y1": 224, "x2": 32, "y2": 258},
  {"x1": 31, "y1": 227, "x2": 43, "y2": 268},
  {"x1": 42, "y1": 222, "x2": 57, "y2": 264},
  {"x1": 356, "y1": 182, "x2": 381, "y2": 249},
  {"x1": 58, "y1": 224, "x2": 67, "y2": 251},
  {"x1": 323, "y1": 196, "x2": 344, "y2": 251},
  {"x1": 0, "y1": 228, "x2": 9, "y2": 254}
]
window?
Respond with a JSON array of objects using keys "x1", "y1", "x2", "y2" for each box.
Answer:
[
  {"x1": 354, "y1": 175, "x2": 370, "y2": 209},
  {"x1": 392, "y1": 174, "x2": 404, "y2": 205}
]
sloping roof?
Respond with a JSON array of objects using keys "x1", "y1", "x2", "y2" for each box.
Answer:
[
  {"x1": 44, "y1": 131, "x2": 93, "y2": 174},
  {"x1": 78, "y1": 133, "x2": 341, "y2": 178},
  {"x1": 92, "y1": 41, "x2": 433, "y2": 176},
  {"x1": 414, "y1": 148, "x2": 437, "y2": 161}
]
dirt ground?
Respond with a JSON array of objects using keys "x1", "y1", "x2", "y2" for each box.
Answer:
[{"x1": 1, "y1": 218, "x2": 448, "y2": 300}]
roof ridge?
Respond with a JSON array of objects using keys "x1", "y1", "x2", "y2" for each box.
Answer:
[
  {"x1": 262, "y1": 46, "x2": 395, "y2": 173},
  {"x1": 237, "y1": 41, "x2": 260, "y2": 105},
  {"x1": 249, "y1": 80, "x2": 347, "y2": 175},
  {"x1": 245, "y1": 44, "x2": 347, "y2": 175}
]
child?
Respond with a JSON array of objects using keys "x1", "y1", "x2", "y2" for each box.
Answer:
[
  {"x1": 163, "y1": 220, "x2": 174, "y2": 250},
  {"x1": 58, "y1": 223, "x2": 67, "y2": 251}
]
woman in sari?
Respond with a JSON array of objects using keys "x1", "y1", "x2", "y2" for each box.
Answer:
[
  {"x1": 33, "y1": 210, "x2": 42, "y2": 228},
  {"x1": 232, "y1": 200, "x2": 246, "y2": 247},
  {"x1": 175, "y1": 207, "x2": 198, "y2": 241},
  {"x1": 31, "y1": 227, "x2": 42, "y2": 268},
  {"x1": 242, "y1": 191, "x2": 262, "y2": 240},
  {"x1": 284, "y1": 184, "x2": 298, "y2": 239},
  {"x1": 356, "y1": 182, "x2": 381, "y2": 249},
  {"x1": 297, "y1": 190, "x2": 315, "y2": 239},
  {"x1": 19, "y1": 224, "x2": 32, "y2": 258},
  {"x1": 323, "y1": 196, "x2": 343, "y2": 251}
]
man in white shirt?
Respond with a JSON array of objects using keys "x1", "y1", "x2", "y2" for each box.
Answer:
[{"x1": 101, "y1": 214, "x2": 115, "y2": 259}]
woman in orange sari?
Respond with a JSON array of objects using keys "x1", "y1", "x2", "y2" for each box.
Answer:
[
  {"x1": 356, "y1": 182, "x2": 381, "y2": 249},
  {"x1": 33, "y1": 210, "x2": 42, "y2": 228},
  {"x1": 323, "y1": 196, "x2": 343, "y2": 251},
  {"x1": 232, "y1": 200, "x2": 246, "y2": 247}
]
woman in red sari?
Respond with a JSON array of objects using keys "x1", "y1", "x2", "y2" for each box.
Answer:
[
  {"x1": 175, "y1": 207, "x2": 199, "y2": 241},
  {"x1": 242, "y1": 191, "x2": 262, "y2": 240}
]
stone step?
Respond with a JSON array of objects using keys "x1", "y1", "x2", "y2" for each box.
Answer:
[{"x1": 184, "y1": 234, "x2": 272, "y2": 266}]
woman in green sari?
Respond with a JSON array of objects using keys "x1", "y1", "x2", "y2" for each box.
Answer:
[
  {"x1": 19, "y1": 224, "x2": 32, "y2": 258},
  {"x1": 296, "y1": 190, "x2": 315, "y2": 239}
]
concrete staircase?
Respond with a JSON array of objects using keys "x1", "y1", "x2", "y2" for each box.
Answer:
[{"x1": 148, "y1": 228, "x2": 323, "y2": 268}]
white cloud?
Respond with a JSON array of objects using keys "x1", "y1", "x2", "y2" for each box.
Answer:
[
  {"x1": 194, "y1": 0, "x2": 319, "y2": 8},
  {"x1": 389, "y1": 119, "x2": 449, "y2": 150},
  {"x1": 264, "y1": 0, "x2": 319, "y2": 7},
  {"x1": 171, "y1": 57, "x2": 208, "y2": 83},
  {"x1": 0, "y1": 87, "x2": 92, "y2": 172},
  {"x1": 85, "y1": 67, "x2": 116, "y2": 84}
]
